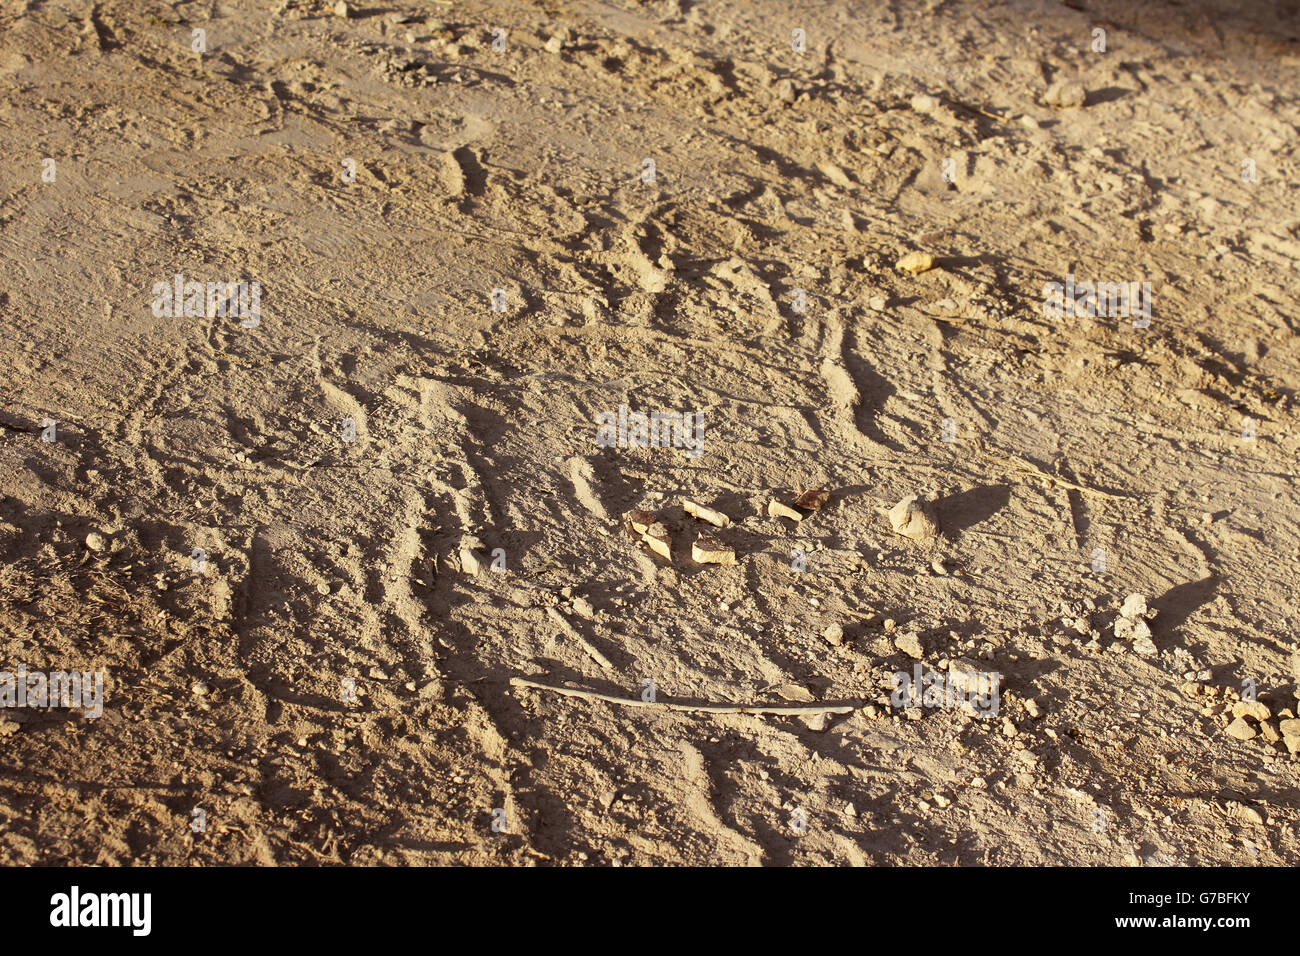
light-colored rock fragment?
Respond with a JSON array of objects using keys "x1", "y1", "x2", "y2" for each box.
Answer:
[
  {"x1": 692, "y1": 533, "x2": 736, "y2": 565},
  {"x1": 1120, "y1": 593, "x2": 1148, "y2": 620},
  {"x1": 896, "y1": 251, "x2": 936, "y2": 275},
  {"x1": 460, "y1": 548, "x2": 485, "y2": 575},
  {"x1": 910, "y1": 94, "x2": 939, "y2": 114},
  {"x1": 822, "y1": 622, "x2": 844, "y2": 646},
  {"x1": 778, "y1": 683, "x2": 815, "y2": 703},
  {"x1": 85, "y1": 532, "x2": 106, "y2": 551},
  {"x1": 1225, "y1": 717, "x2": 1257, "y2": 741},
  {"x1": 886, "y1": 494, "x2": 939, "y2": 540},
  {"x1": 768, "y1": 500, "x2": 804, "y2": 521},
  {"x1": 625, "y1": 509, "x2": 656, "y2": 535},
  {"x1": 801, "y1": 712, "x2": 830, "y2": 731},
  {"x1": 1044, "y1": 80, "x2": 1086, "y2": 108},
  {"x1": 948, "y1": 658, "x2": 994, "y2": 695},
  {"x1": 641, "y1": 522, "x2": 672, "y2": 561},
  {"x1": 683, "y1": 498, "x2": 730, "y2": 527},
  {"x1": 1226, "y1": 801, "x2": 1264, "y2": 825},
  {"x1": 894, "y1": 632, "x2": 924, "y2": 659},
  {"x1": 1232, "y1": 700, "x2": 1271, "y2": 722}
]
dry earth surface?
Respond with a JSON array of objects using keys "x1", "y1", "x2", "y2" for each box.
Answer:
[{"x1": 1, "y1": 0, "x2": 1300, "y2": 866}]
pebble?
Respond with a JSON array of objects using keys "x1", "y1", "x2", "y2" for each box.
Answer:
[
  {"x1": 334, "y1": 1, "x2": 350, "y2": 18},
  {"x1": 572, "y1": 597, "x2": 595, "y2": 619},
  {"x1": 886, "y1": 494, "x2": 939, "y2": 540},
  {"x1": 868, "y1": 296, "x2": 887, "y2": 311},
  {"x1": 191, "y1": 682, "x2": 210, "y2": 697},
  {"x1": 896, "y1": 251, "x2": 937, "y2": 275},
  {"x1": 1044, "y1": 80, "x2": 1086, "y2": 108},
  {"x1": 1225, "y1": 717, "x2": 1257, "y2": 741},
  {"x1": 801, "y1": 713, "x2": 829, "y2": 732},
  {"x1": 930, "y1": 557, "x2": 948, "y2": 575},
  {"x1": 1231, "y1": 701, "x2": 1271, "y2": 722},
  {"x1": 85, "y1": 532, "x2": 106, "y2": 551},
  {"x1": 910, "y1": 94, "x2": 939, "y2": 114},
  {"x1": 822, "y1": 622, "x2": 845, "y2": 646},
  {"x1": 1120, "y1": 593, "x2": 1148, "y2": 620},
  {"x1": 1131, "y1": 621, "x2": 1157, "y2": 656},
  {"x1": 894, "y1": 632, "x2": 924, "y2": 659}
]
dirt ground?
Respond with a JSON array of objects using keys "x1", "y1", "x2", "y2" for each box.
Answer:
[{"x1": 1, "y1": 0, "x2": 1299, "y2": 866}]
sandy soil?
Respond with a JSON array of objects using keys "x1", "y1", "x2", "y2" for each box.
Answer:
[{"x1": 1, "y1": 0, "x2": 1299, "y2": 866}]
